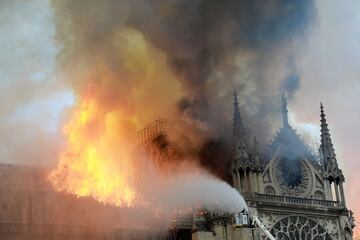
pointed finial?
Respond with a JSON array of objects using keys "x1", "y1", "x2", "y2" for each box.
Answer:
[
  {"x1": 281, "y1": 93, "x2": 289, "y2": 127},
  {"x1": 320, "y1": 102, "x2": 325, "y2": 116},
  {"x1": 234, "y1": 90, "x2": 239, "y2": 105},
  {"x1": 233, "y1": 90, "x2": 245, "y2": 144},
  {"x1": 319, "y1": 102, "x2": 338, "y2": 172},
  {"x1": 320, "y1": 102, "x2": 328, "y2": 133}
]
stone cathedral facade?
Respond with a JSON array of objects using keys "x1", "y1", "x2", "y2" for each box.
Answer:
[{"x1": 202, "y1": 94, "x2": 355, "y2": 240}]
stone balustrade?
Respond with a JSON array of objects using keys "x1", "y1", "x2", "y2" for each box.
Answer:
[{"x1": 244, "y1": 193, "x2": 342, "y2": 208}]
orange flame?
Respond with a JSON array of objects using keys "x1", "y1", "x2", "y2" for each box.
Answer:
[
  {"x1": 49, "y1": 28, "x2": 184, "y2": 209},
  {"x1": 49, "y1": 98, "x2": 137, "y2": 207}
]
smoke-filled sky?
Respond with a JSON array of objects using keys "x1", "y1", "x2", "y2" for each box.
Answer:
[{"x1": 1, "y1": 0, "x2": 360, "y2": 236}]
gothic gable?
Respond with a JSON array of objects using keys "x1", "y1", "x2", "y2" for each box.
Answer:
[{"x1": 262, "y1": 126, "x2": 326, "y2": 198}]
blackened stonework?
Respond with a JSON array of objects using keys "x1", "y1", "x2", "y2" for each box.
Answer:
[{"x1": 278, "y1": 156, "x2": 303, "y2": 188}]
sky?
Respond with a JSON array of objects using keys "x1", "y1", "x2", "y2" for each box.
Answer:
[
  {"x1": 0, "y1": 0, "x2": 73, "y2": 166},
  {"x1": 0, "y1": 0, "x2": 359, "y2": 236},
  {"x1": 290, "y1": 0, "x2": 360, "y2": 235}
]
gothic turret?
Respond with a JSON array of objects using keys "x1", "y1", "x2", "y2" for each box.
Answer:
[
  {"x1": 320, "y1": 103, "x2": 340, "y2": 175},
  {"x1": 232, "y1": 91, "x2": 248, "y2": 165},
  {"x1": 233, "y1": 91, "x2": 245, "y2": 144},
  {"x1": 319, "y1": 103, "x2": 346, "y2": 205},
  {"x1": 231, "y1": 91, "x2": 262, "y2": 194}
]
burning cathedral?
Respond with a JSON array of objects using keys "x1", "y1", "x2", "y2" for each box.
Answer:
[
  {"x1": 190, "y1": 94, "x2": 355, "y2": 240},
  {"x1": 0, "y1": 94, "x2": 355, "y2": 240}
]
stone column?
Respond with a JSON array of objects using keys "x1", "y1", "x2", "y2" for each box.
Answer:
[
  {"x1": 335, "y1": 183, "x2": 340, "y2": 202},
  {"x1": 256, "y1": 173, "x2": 260, "y2": 193},
  {"x1": 244, "y1": 170, "x2": 249, "y2": 192},
  {"x1": 326, "y1": 180, "x2": 333, "y2": 201},
  {"x1": 251, "y1": 172, "x2": 259, "y2": 192},
  {"x1": 247, "y1": 170, "x2": 252, "y2": 192},
  {"x1": 257, "y1": 173, "x2": 264, "y2": 194},
  {"x1": 236, "y1": 169, "x2": 241, "y2": 192},
  {"x1": 249, "y1": 172, "x2": 254, "y2": 192},
  {"x1": 232, "y1": 172, "x2": 237, "y2": 189},
  {"x1": 240, "y1": 169, "x2": 244, "y2": 190},
  {"x1": 339, "y1": 181, "x2": 346, "y2": 206},
  {"x1": 329, "y1": 181, "x2": 333, "y2": 201}
]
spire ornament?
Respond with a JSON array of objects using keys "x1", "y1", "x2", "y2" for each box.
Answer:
[
  {"x1": 281, "y1": 93, "x2": 289, "y2": 128},
  {"x1": 233, "y1": 91, "x2": 245, "y2": 144},
  {"x1": 319, "y1": 103, "x2": 342, "y2": 179}
]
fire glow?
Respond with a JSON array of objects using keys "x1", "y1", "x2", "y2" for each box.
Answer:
[
  {"x1": 48, "y1": 28, "x2": 182, "y2": 209},
  {"x1": 49, "y1": 98, "x2": 137, "y2": 207}
]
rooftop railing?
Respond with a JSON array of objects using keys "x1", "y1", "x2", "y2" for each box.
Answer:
[{"x1": 244, "y1": 193, "x2": 343, "y2": 208}]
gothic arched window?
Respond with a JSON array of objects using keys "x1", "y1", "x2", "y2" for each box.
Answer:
[{"x1": 269, "y1": 216, "x2": 332, "y2": 240}]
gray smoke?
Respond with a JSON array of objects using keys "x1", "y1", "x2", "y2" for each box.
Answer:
[
  {"x1": 128, "y1": 0, "x2": 314, "y2": 137},
  {"x1": 51, "y1": 0, "x2": 315, "y2": 178},
  {"x1": 281, "y1": 72, "x2": 301, "y2": 99}
]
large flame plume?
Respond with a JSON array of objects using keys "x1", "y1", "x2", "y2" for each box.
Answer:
[
  {"x1": 49, "y1": 29, "x2": 185, "y2": 208},
  {"x1": 49, "y1": 98, "x2": 137, "y2": 207}
]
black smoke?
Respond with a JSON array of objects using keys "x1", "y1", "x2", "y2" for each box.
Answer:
[
  {"x1": 129, "y1": 0, "x2": 314, "y2": 125},
  {"x1": 51, "y1": 0, "x2": 315, "y2": 179},
  {"x1": 281, "y1": 72, "x2": 301, "y2": 99}
]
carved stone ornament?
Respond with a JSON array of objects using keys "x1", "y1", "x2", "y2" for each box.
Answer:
[
  {"x1": 269, "y1": 216, "x2": 332, "y2": 240},
  {"x1": 271, "y1": 157, "x2": 313, "y2": 197}
]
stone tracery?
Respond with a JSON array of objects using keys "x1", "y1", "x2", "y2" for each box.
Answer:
[
  {"x1": 272, "y1": 158, "x2": 313, "y2": 197},
  {"x1": 269, "y1": 216, "x2": 333, "y2": 240}
]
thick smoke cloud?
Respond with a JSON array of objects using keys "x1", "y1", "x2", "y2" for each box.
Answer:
[
  {"x1": 51, "y1": 0, "x2": 314, "y2": 179},
  {"x1": 128, "y1": 0, "x2": 314, "y2": 137},
  {"x1": 0, "y1": 0, "x2": 70, "y2": 166},
  {"x1": 130, "y1": 0, "x2": 312, "y2": 87},
  {"x1": 281, "y1": 71, "x2": 300, "y2": 99}
]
